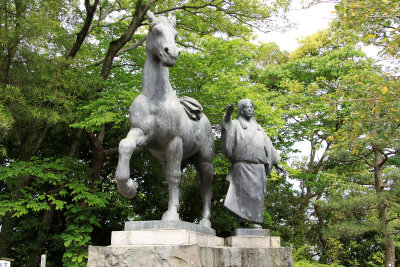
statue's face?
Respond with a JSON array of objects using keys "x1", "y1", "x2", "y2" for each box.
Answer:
[
  {"x1": 241, "y1": 102, "x2": 254, "y2": 120},
  {"x1": 149, "y1": 18, "x2": 179, "y2": 67}
]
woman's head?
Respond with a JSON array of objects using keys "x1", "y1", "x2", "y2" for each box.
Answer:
[{"x1": 237, "y1": 99, "x2": 254, "y2": 119}]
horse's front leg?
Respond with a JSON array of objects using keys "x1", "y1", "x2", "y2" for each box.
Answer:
[
  {"x1": 161, "y1": 136, "x2": 183, "y2": 221},
  {"x1": 115, "y1": 128, "x2": 147, "y2": 199}
]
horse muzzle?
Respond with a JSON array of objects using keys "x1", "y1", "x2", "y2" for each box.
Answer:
[{"x1": 160, "y1": 45, "x2": 180, "y2": 67}]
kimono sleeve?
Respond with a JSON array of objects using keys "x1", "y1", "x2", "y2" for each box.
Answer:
[
  {"x1": 221, "y1": 114, "x2": 237, "y2": 160},
  {"x1": 264, "y1": 133, "x2": 281, "y2": 175}
]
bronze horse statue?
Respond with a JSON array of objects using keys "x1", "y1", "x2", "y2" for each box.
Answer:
[{"x1": 115, "y1": 11, "x2": 214, "y2": 227}]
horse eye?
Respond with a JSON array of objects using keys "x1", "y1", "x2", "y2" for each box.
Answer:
[{"x1": 152, "y1": 28, "x2": 160, "y2": 35}]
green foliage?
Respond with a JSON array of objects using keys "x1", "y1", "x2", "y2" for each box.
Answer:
[
  {"x1": 334, "y1": 0, "x2": 400, "y2": 62},
  {"x1": 323, "y1": 63, "x2": 400, "y2": 251},
  {"x1": 264, "y1": 168, "x2": 297, "y2": 244},
  {"x1": 170, "y1": 37, "x2": 258, "y2": 124},
  {"x1": 294, "y1": 260, "x2": 344, "y2": 267},
  {"x1": 62, "y1": 205, "x2": 96, "y2": 266},
  {"x1": 0, "y1": 157, "x2": 113, "y2": 266},
  {"x1": 255, "y1": 26, "x2": 400, "y2": 266}
]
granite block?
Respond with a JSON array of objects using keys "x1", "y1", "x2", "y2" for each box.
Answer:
[{"x1": 124, "y1": 220, "x2": 216, "y2": 236}]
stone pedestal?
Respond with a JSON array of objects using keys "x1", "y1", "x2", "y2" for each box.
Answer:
[
  {"x1": 111, "y1": 229, "x2": 224, "y2": 247},
  {"x1": 111, "y1": 220, "x2": 223, "y2": 247},
  {"x1": 87, "y1": 221, "x2": 293, "y2": 267},
  {"x1": 226, "y1": 228, "x2": 281, "y2": 248},
  {"x1": 124, "y1": 220, "x2": 216, "y2": 235}
]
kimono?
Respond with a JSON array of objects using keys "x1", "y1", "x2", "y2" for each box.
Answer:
[{"x1": 222, "y1": 115, "x2": 280, "y2": 223}]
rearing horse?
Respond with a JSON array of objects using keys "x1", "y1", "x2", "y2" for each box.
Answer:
[{"x1": 115, "y1": 11, "x2": 214, "y2": 227}]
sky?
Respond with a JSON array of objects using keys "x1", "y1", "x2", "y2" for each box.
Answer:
[{"x1": 258, "y1": 2, "x2": 337, "y2": 52}]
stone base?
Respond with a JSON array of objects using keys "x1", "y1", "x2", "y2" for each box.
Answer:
[
  {"x1": 225, "y1": 235, "x2": 281, "y2": 248},
  {"x1": 234, "y1": 228, "x2": 270, "y2": 236},
  {"x1": 111, "y1": 230, "x2": 224, "y2": 247},
  {"x1": 124, "y1": 220, "x2": 216, "y2": 235},
  {"x1": 87, "y1": 221, "x2": 293, "y2": 267},
  {"x1": 88, "y1": 244, "x2": 293, "y2": 267},
  {"x1": 226, "y1": 228, "x2": 280, "y2": 248}
]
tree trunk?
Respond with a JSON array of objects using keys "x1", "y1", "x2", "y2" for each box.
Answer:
[
  {"x1": 384, "y1": 238, "x2": 396, "y2": 267},
  {"x1": 292, "y1": 190, "x2": 315, "y2": 248},
  {"x1": 69, "y1": 128, "x2": 83, "y2": 158},
  {"x1": 0, "y1": 0, "x2": 23, "y2": 85},
  {"x1": 0, "y1": 212, "x2": 17, "y2": 257},
  {"x1": 373, "y1": 145, "x2": 395, "y2": 267},
  {"x1": 88, "y1": 126, "x2": 106, "y2": 183},
  {"x1": 26, "y1": 206, "x2": 56, "y2": 267},
  {"x1": 313, "y1": 193, "x2": 328, "y2": 264}
]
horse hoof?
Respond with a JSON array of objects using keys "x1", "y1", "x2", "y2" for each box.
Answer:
[
  {"x1": 117, "y1": 179, "x2": 137, "y2": 199},
  {"x1": 161, "y1": 210, "x2": 180, "y2": 221},
  {"x1": 199, "y1": 219, "x2": 211, "y2": 228}
]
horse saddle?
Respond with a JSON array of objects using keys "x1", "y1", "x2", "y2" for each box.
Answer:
[{"x1": 179, "y1": 96, "x2": 203, "y2": 121}]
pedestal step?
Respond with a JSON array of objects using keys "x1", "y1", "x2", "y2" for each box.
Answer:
[
  {"x1": 111, "y1": 230, "x2": 224, "y2": 247},
  {"x1": 225, "y1": 235, "x2": 281, "y2": 248},
  {"x1": 234, "y1": 228, "x2": 270, "y2": 236},
  {"x1": 124, "y1": 220, "x2": 216, "y2": 235}
]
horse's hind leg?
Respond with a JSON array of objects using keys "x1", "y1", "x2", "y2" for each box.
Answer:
[
  {"x1": 193, "y1": 155, "x2": 214, "y2": 228},
  {"x1": 115, "y1": 128, "x2": 146, "y2": 199},
  {"x1": 162, "y1": 136, "x2": 183, "y2": 221}
]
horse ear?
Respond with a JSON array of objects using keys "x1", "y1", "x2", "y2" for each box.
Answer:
[
  {"x1": 170, "y1": 16, "x2": 176, "y2": 27},
  {"x1": 147, "y1": 10, "x2": 156, "y2": 22}
]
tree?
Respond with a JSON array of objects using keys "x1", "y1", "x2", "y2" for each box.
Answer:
[
  {"x1": 0, "y1": 1, "x2": 103, "y2": 263},
  {"x1": 322, "y1": 66, "x2": 400, "y2": 267},
  {"x1": 335, "y1": 0, "x2": 400, "y2": 63},
  {"x1": 297, "y1": 3, "x2": 400, "y2": 265},
  {"x1": 307, "y1": 0, "x2": 400, "y2": 64},
  {"x1": 254, "y1": 28, "x2": 396, "y2": 264}
]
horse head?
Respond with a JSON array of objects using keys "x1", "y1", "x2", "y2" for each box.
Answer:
[{"x1": 147, "y1": 11, "x2": 180, "y2": 67}]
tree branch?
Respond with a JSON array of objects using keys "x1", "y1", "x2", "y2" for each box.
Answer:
[
  {"x1": 176, "y1": 40, "x2": 204, "y2": 52},
  {"x1": 94, "y1": 36, "x2": 146, "y2": 66},
  {"x1": 68, "y1": 128, "x2": 83, "y2": 158},
  {"x1": 100, "y1": 0, "x2": 157, "y2": 79},
  {"x1": 155, "y1": 0, "x2": 221, "y2": 14},
  {"x1": 387, "y1": 216, "x2": 400, "y2": 223},
  {"x1": 66, "y1": 0, "x2": 99, "y2": 58},
  {"x1": 354, "y1": 152, "x2": 375, "y2": 168},
  {"x1": 111, "y1": 63, "x2": 142, "y2": 69},
  {"x1": 104, "y1": 147, "x2": 118, "y2": 156}
]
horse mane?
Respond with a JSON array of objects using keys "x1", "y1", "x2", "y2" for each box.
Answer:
[{"x1": 149, "y1": 16, "x2": 176, "y2": 30}]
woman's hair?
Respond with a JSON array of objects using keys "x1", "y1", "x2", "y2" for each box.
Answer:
[{"x1": 237, "y1": 99, "x2": 254, "y2": 117}]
